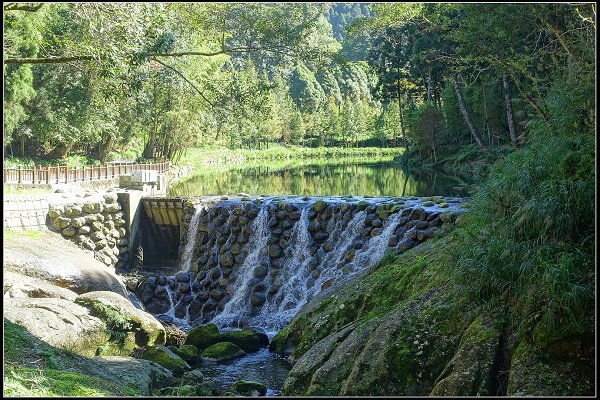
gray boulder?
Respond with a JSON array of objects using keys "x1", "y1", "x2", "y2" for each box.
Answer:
[
  {"x1": 4, "y1": 297, "x2": 108, "y2": 357},
  {"x1": 76, "y1": 291, "x2": 165, "y2": 346},
  {"x1": 3, "y1": 271, "x2": 78, "y2": 301},
  {"x1": 4, "y1": 230, "x2": 127, "y2": 296}
]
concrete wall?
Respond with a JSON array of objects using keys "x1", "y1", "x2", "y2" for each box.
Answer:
[{"x1": 3, "y1": 193, "x2": 72, "y2": 231}]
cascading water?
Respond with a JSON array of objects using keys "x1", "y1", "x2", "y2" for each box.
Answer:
[
  {"x1": 181, "y1": 204, "x2": 204, "y2": 272},
  {"x1": 138, "y1": 195, "x2": 463, "y2": 334},
  {"x1": 212, "y1": 206, "x2": 271, "y2": 327},
  {"x1": 132, "y1": 195, "x2": 462, "y2": 396},
  {"x1": 254, "y1": 206, "x2": 313, "y2": 330}
]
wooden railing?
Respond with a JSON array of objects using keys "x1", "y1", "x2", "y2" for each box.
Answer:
[{"x1": 3, "y1": 161, "x2": 170, "y2": 185}]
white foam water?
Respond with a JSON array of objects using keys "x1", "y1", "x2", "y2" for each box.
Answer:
[
  {"x1": 181, "y1": 204, "x2": 204, "y2": 272},
  {"x1": 211, "y1": 206, "x2": 271, "y2": 327}
]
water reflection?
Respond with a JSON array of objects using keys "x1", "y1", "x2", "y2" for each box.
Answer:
[{"x1": 169, "y1": 157, "x2": 470, "y2": 198}]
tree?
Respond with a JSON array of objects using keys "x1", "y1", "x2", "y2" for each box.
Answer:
[{"x1": 289, "y1": 107, "x2": 306, "y2": 145}]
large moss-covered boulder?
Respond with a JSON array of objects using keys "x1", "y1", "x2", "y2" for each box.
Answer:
[
  {"x1": 232, "y1": 380, "x2": 267, "y2": 396},
  {"x1": 185, "y1": 323, "x2": 221, "y2": 351},
  {"x1": 75, "y1": 291, "x2": 165, "y2": 346},
  {"x1": 143, "y1": 345, "x2": 190, "y2": 373},
  {"x1": 201, "y1": 342, "x2": 246, "y2": 363},
  {"x1": 176, "y1": 344, "x2": 199, "y2": 361},
  {"x1": 220, "y1": 330, "x2": 261, "y2": 353},
  {"x1": 277, "y1": 236, "x2": 477, "y2": 396},
  {"x1": 430, "y1": 316, "x2": 500, "y2": 396},
  {"x1": 3, "y1": 297, "x2": 109, "y2": 357}
]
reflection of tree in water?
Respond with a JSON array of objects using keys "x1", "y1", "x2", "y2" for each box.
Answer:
[{"x1": 169, "y1": 158, "x2": 472, "y2": 197}]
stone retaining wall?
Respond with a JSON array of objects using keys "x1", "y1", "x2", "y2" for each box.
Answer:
[
  {"x1": 45, "y1": 193, "x2": 130, "y2": 268},
  {"x1": 4, "y1": 194, "x2": 71, "y2": 231}
]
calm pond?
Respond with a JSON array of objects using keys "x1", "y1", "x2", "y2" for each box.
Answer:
[{"x1": 169, "y1": 156, "x2": 471, "y2": 198}]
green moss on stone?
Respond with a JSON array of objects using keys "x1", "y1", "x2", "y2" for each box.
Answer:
[
  {"x1": 312, "y1": 200, "x2": 327, "y2": 213},
  {"x1": 232, "y1": 380, "x2": 267, "y2": 396},
  {"x1": 176, "y1": 344, "x2": 199, "y2": 361},
  {"x1": 185, "y1": 323, "x2": 221, "y2": 351},
  {"x1": 220, "y1": 330, "x2": 260, "y2": 353},
  {"x1": 142, "y1": 345, "x2": 189, "y2": 373},
  {"x1": 201, "y1": 342, "x2": 245, "y2": 362}
]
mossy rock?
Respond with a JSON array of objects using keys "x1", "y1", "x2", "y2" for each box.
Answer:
[
  {"x1": 183, "y1": 368, "x2": 204, "y2": 383},
  {"x1": 96, "y1": 332, "x2": 137, "y2": 357},
  {"x1": 75, "y1": 291, "x2": 165, "y2": 347},
  {"x1": 232, "y1": 380, "x2": 267, "y2": 396},
  {"x1": 269, "y1": 325, "x2": 300, "y2": 357},
  {"x1": 220, "y1": 330, "x2": 261, "y2": 353},
  {"x1": 356, "y1": 200, "x2": 368, "y2": 211},
  {"x1": 142, "y1": 344, "x2": 190, "y2": 373},
  {"x1": 422, "y1": 201, "x2": 435, "y2": 207},
  {"x1": 391, "y1": 205, "x2": 403, "y2": 212},
  {"x1": 201, "y1": 342, "x2": 246, "y2": 362},
  {"x1": 240, "y1": 197, "x2": 251, "y2": 201},
  {"x1": 311, "y1": 200, "x2": 327, "y2": 213},
  {"x1": 438, "y1": 202, "x2": 449, "y2": 208},
  {"x1": 430, "y1": 315, "x2": 500, "y2": 396},
  {"x1": 439, "y1": 211, "x2": 456, "y2": 223},
  {"x1": 184, "y1": 323, "x2": 221, "y2": 351},
  {"x1": 176, "y1": 344, "x2": 199, "y2": 361},
  {"x1": 507, "y1": 340, "x2": 594, "y2": 396},
  {"x1": 161, "y1": 384, "x2": 198, "y2": 396}
]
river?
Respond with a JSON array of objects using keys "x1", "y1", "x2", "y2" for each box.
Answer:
[{"x1": 168, "y1": 156, "x2": 471, "y2": 198}]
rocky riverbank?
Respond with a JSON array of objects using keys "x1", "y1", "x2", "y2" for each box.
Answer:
[
  {"x1": 268, "y1": 233, "x2": 595, "y2": 396},
  {"x1": 3, "y1": 229, "x2": 271, "y2": 396}
]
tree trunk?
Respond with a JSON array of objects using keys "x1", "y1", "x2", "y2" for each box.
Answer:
[
  {"x1": 143, "y1": 80, "x2": 159, "y2": 159},
  {"x1": 396, "y1": 67, "x2": 409, "y2": 149},
  {"x1": 427, "y1": 66, "x2": 432, "y2": 102},
  {"x1": 451, "y1": 74, "x2": 487, "y2": 150},
  {"x1": 98, "y1": 134, "x2": 114, "y2": 164},
  {"x1": 503, "y1": 74, "x2": 520, "y2": 147}
]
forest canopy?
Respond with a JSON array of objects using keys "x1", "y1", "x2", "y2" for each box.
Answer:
[{"x1": 3, "y1": 2, "x2": 595, "y2": 165}]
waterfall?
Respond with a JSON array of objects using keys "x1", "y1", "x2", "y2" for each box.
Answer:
[
  {"x1": 253, "y1": 206, "x2": 313, "y2": 330},
  {"x1": 211, "y1": 206, "x2": 271, "y2": 327},
  {"x1": 137, "y1": 196, "x2": 462, "y2": 334},
  {"x1": 181, "y1": 204, "x2": 204, "y2": 272},
  {"x1": 351, "y1": 210, "x2": 403, "y2": 270}
]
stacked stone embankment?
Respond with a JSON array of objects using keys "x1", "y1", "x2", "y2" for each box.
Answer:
[
  {"x1": 47, "y1": 192, "x2": 129, "y2": 267},
  {"x1": 135, "y1": 195, "x2": 462, "y2": 326}
]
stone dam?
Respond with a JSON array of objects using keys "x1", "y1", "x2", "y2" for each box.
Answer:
[{"x1": 131, "y1": 194, "x2": 465, "y2": 333}]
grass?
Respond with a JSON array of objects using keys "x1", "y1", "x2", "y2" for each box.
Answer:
[
  {"x1": 179, "y1": 144, "x2": 405, "y2": 167},
  {"x1": 450, "y1": 132, "x2": 595, "y2": 346},
  {"x1": 3, "y1": 228, "x2": 45, "y2": 241},
  {"x1": 4, "y1": 366, "x2": 138, "y2": 396},
  {"x1": 3, "y1": 319, "x2": 141, "y2": 396}
]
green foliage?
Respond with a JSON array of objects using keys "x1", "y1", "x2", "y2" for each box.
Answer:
[
  {"x1": 85, "y1": 302, "x2": 133, "y2": 347},
  {"x1": 453, "y1": 130, "x2": 594, "y2": 345},
  {"x1": 3, "y1": 319, "x2": 140, "y2": 396}
]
